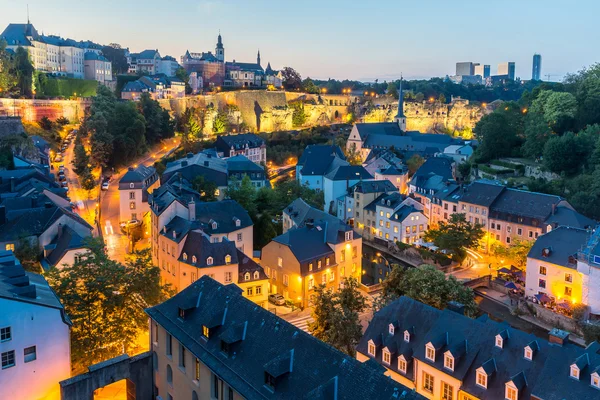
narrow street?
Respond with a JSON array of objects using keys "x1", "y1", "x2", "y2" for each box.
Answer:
[{"x1": 101, "y1": 138, "x2": 180, "y2": 263}]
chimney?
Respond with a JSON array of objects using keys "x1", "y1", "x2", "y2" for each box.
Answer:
[
  {"x1": 189, "y1": 200, "x2": 196, "y2": 221},
  {"x1": 552, "y1": 203, "x2": 556, "y2": 215},
  {"x1": 0, "y1": 205, "x2": 6, "y2": 225},
  {"x1": 548, "y1": 328, "x2": 569, "y2": 346},
  {"x1": 57, "y1": 223, "x2": 64, "y2": 238},
  {"x1": 187, "y1": 152, "x2": 194, "y2": 159},
  {"x1": 10, "y1": 177, "x2": 15, "y2": 192},
  {"x1": 447, "y1": 301, "x2": 465, "y2": 315}
]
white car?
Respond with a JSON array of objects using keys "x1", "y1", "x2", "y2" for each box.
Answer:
[{"x1": 101, "y1": 181, "x2": 109, "y2": 191}]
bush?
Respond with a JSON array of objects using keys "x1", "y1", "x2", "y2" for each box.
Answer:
[
  {"x1": 581, "y1": 321, "x2": 600, "y2": 345},
  {"x1": 55, "y1": 116, "x2": 70, "y2": 126},
  {"x1": 478, "y1": 164, "x2": 514, "y2": 176},
  {"x1": 38, "y1": 76, "x2": 98, "y2": 98},
  {"x1": 572, "y1": 303, "x2": 588, "y2": 321},
  {"x1": 38, "y1": 116, "x2": 53, "y2": 131}
]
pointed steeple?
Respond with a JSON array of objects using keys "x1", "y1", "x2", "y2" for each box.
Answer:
[
  {"x1": 394, "y1": 75, "x2": 406, "y2": 131},
  {"x1": 257, "y1": 49, "x2": 261, "y2": 67}
]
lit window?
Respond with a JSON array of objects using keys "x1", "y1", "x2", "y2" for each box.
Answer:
[
  {"x1": 398, "y1": 357, "x2": 407, "y2": 373},
  {"x1": 368, "y1": 341, "x2": 376, "y2": 356},
  {"x1": 539, "y1": 266, "x2": 547, "y2": 275},
  {"x1": 382, "y1": 349, "x2": 391, "y2": 364},
  {"x1": 444, "y1": 354, "x2": 454, "y2": 371},
  {"x1": 277, "y1": 257, "x2": 283, "y2": 267},
  {"x1": 524, "y1": 347, "x2": 532, "y2": 360},
  {"x1": 195, "y1": 358, "x2": 201, "y2": 381},
  {"x1": 495, "y1": 336, "x2": 503, "y2": 348},
  {"x1": 207, "y1": 257, "x2": 213, "y2": 265},
  {"x1": 254, "y1": 271, "x2": 259, "y2": 280},
  {"x1": 245, "y1": 272, "x2": 251, "y2": 281},
  {"x1": 404, "y1": 331, "x2": 410, "y2": 342},
  {"x1": 565, "y1": 273, "x2": 573, "y2": 283},
  {"x1": 442, "y1": 382, "x2": 454, "y2": 400},
  {"x1": 506, "y1": 386, "x2": 518, "y2": 400},
  {"x1": 5, "y1": 244, "x2": 14, "y2": 252},
  {"x1": 183, "y1": 253, "x2": 188, "y2": 261},
  {"x1": 476, "y1": 371, "x2": 487, "y2": 388},
  {"x1": 225, "y1": 254, "x2": 231, "y2": 264},
  {"x1": 425, "y1": 344, "x2": 435, "y2": 361},
  {"x1": 591, "y1": 373, "x2": 600, "y2": 388},
  {"x1": 570, "y1": 365, "x2": 579, "y2": 379},
  {"x1": 423, "y1": 371, "x2": 434, "y2": 393},
  {"x1": 318, "y1": 260, "x2": 322, "y2": 269},
  {"x1": 192, "y1": 255, "x2": 197, "y2": 264},
  {"x1": 202, "y1": 326, "x2": 210, "y2": 338}
]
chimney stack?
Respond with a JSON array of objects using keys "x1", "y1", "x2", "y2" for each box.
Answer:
[
  {"x1": 548, "y1": 328, "x2": 569, "y2": 346},
  {"x1": 447, "y1": 301, "x2": 465, "y2": 315},
  {"x1": 189, "y1": 200, "x2": 196, "y2": 221}
]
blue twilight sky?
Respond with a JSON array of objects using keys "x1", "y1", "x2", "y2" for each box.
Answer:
[{"x1": 1, "y1": 0, "x2": 598, "y2": 81}]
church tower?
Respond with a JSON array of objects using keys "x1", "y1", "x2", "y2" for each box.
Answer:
[
  {"x1": 215, "y1": 32, "x2": 224, "y2": 62},
  {"x1": 394, "y1": 77, "x2": 406, "y2": 131},
  {"x1": 257, "y1": 50, "x2": 261, "y2": 67}
]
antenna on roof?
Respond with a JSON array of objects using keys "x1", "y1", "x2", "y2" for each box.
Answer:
[{"x1": 27, "y1": 4, "x2": 30, "y2": 24}]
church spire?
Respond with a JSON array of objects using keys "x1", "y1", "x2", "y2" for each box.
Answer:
[
  {"x1": 257, "y1": 49, "x2": 261, "y2": 66},
  {"x1": 394, "y1": 75, "x2": 406, "y2": 131}
]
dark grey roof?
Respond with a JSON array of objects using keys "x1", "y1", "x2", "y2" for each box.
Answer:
[
  {"x1": 84, "y1": 52, "x2": 109, "y2": 62},
  {"x1": 412, "y1": 157, "x2": 454, "y2": 181},
  {"x1": 350, "y1": 179, "x2": 398, "y2": 195},
  {"x1": 225, "y1": 61, "x2": 264, "y2": 73},
  {"x1": 215, "y1": 134, "x2": 265, "y2": 153},
  {"x1": 356, "y1": 123, "x2": 463, "y2": 152},
  {"x1": 460, "y1": 181, "x2": 505, "y2": 207},
  {"x1": 361, "y1": 296, "x2": 600, "y2": 400},
  {"x1": 273, "y1": 226, "x2": 335, "y2": 264},
  {"x1": 237, "y1": 250, "x2": 268, "y2": 283},
  {"x1": 545, "y1": 206, "x2": 596, "y2": 230},
  {"x1": 1, "y1": 23, "x2": 40, "y2": 46},
  {"x1": 162, "y1": 152, "x2": 228, "y2": 186},
  {"x1": 392, "y1": 205, "x2": 421, "y2": 222},
  {"x1": 178, "y1": 232, "x2": 238, "y2": 268},
  {"x1": 122, "y1": 80, "x2": 150, "y2": 93},
  {"x1": 527, "y1": 226, "x2": 590, "y2": 268},
  {"x1": 145, "y1": 277, "x2": 423, "y2": 400},
  {"x1": 491, "y1": 188, "x2": 563, "y2": 220},
  {"x1": 324, "y1": 165, "x2": 372, "y2": 181},
  {"x1": 297, "y1": 145, "x2": 347, "y2": 176},
  {"x1": 44, "y1": 225, "x2": 87, "y2": 267},
  {"x1": 135, "y1": 49, "x2": 160, "y2": 59},
  {"x1": 119, "y1": 165, "x2": 157, "y2": 185},
  {"x1": 226, "y1": 155, "x2": 265, "y2": 173},
  {"x1": 0, "y1": 250, "x2": 71, "y2": 325},
  {"x1": 283, "y1": 198, "x2": 355, "y2": 245}
]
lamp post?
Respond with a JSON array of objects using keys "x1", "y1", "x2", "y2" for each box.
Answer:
[{"x1": 374, "y1": 252, "x2": 392, "y2": 282}]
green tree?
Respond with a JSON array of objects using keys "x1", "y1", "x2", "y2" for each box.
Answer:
[
  {"x1": 101, "y1": 44, "x2": 128, "y2": 74},
  {"x1": 90, "y1": 129, "x2": 114, "y2": 168},
  {"x1": 181, "y1": 107, "x2": 203, "y2": 150},
  {"x1": 415, "y1": 92, "x2": 425, "y2": 102},
  {"x1": 175, "y1": 68, "x2": 192, "y2": 95},
  {"x1": 38, "y1": 116, "x2": 53, "y2": 131},
  {"x1": 81, "y1": 172, "x2": 96, "y2": 199},
  {"x1": 45, "y1": 239, "x2": 172, "y2": 373},
  {"x1": 73, "y1": 142, "x2": 90, "y2": 175},
  {"x1": 0, "y1": 39, "x2": 16, "y2": 94},
  {"x1": 424, "y1": 213, "x2": 484, "y2": 261},
  {"x1": 138, "y1": 92, "x2": 174, "y2": 143},
  {"x1": 375, "y1": 264, "x2": 477, "y2": 317},
  {"x1": 213, "y1": 111, "x2": 229, "y2": 134},
  {"x1": 474, "y1": 111, "x2": 521, "y2": 161},
  {"x1": 281, "y1": 67, "x2": 302, "y2": 90},
  {"x1": 291, "y1": 102, "x2": 307, "y2": 127},
  {"x1": 254, "y1": 212, "x2": 278, "y2": 251},
  {"x1": 387, "y1": 82, "x2": 398, "y2": 99},
  {"x1": 12, "y1": 46, "x2": 34, "y2": 97},
  {"x1": 308, "y1": 277, "x2": 366, "y2": 356},
  {"x1": 226, "y1": 175, "x2": 258, "y2": 217},
  {"x1": 522, "y1": 112, "x2": 552, "y2": 159},
  {"x1": 192, "y1": 175, "x2": 218, "y2": 201},
  {"x1": 301, "y1": 77, "x2": 319, "y2": 94},
  {"x1": 491, "y1": 239, "x2": 533, "y2": 269},
  {"x1": 14, "y1": 237, "x2": 40, "y2": 273},
  {"x1": 56, "y1": 116, "x2": 70, "y2": 126},
  {"x1": 543, "y1": 132, "x2": 590, "y2": 175},
  {"x1": 438, "y1": 93, "x2": 447, "y2": 103},
  {"x1": 406, "y1": 154, "x2": 425, "y2": 175}
]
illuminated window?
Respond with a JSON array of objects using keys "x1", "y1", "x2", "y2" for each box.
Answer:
[
  {"x1": 195, "y1": 358, "x2": 201, "y2": 381},
  {"x1": 368, "y1": 341, "x2": 376, "y2": 356},
  {"x1": 539, "y1": 266, "x2": 547, "y2": 275},
  {"x1": 423, "y1": 371, "x2": 434, "y2": 393},
  {"x1": 476, "y1": 371, "x2": 487, "y2": 388},
  {"x1": 444, "y1": 354, "x2": 454, "y2": 371},
  {"x1": 398, "y1": 357, "x2": 407, "y2": 373},
  {"x1": 382, "y1": 349, "x2": 391, "y2": 365},
  {"x1": 404, "y1": 331, "x2": 410, "y2": 342},
  {"x1": 524, "y1": 347, "x2": 532, "y2": 360},
  {"x1": 570, "y1": 365, "x2": 579, "y2": 379},
  {"x1": 207, "y1": 257, "x2": 213, "y2": 266},
  {"x1": 425, "y1": 344, "x2": 435, "y2": 361},
  {"x1": 495, "y1": 336, "x2": 503, "y2": 348},
  {"x1": 4, "y1": 244, "x2": 14, "y2": 252},
  {"x1": 565, "y1": 286, "x2": 572, "y2": 296},
  {"x1": 591, "y1": 373, "x2": 600, "y2": 388},
  {"x1": 254, "y1": 271, "x2": 259, "y2": 280},
  {"x1": 225, "y1": 254, "x2": 231, "y2": 264},
  {"x1": 202, "y1": 326, "x2": 210, "y2": 338},
  {"x1": 245, "y1": 272, "x2": 251, "y2": 281},
  {"x1": 192, "y1": 255, "x2": 197, "y2": 264},
  {"x1": 506, "y1": 386, "x2": 517, "y2": 400},
  {"x1": 277, "y1": 257, "x2": 283, "y2": 267}
]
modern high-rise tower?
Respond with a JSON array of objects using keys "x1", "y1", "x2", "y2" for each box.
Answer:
[
  {"x1": 498, "y1": 62, "x2": 516, "y2": 80},
  {"x1": 532, "y1": 54, "x2": 542, "y2": 81}
]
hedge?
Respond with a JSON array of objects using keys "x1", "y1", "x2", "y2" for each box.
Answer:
[
  {"x1": 478, "y1": 164, "x2": 514, "y2": 176},
  {"x1": 39, "y1": 77, "x2": 98, "y2": 98}
]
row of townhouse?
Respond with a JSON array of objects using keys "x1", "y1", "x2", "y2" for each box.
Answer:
[{"x1": 358, "y1": 296, "x2": 600, "y2": 400}]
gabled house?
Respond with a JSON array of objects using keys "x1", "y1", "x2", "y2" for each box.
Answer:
[
  {"x1": 118, "y1": 165, "x2": 159, "y2": 223},
  {"x1": 214, "y1": 134, "x2": 266, "y2": 164},
  {"x1": 296, "y1": 144, "x2": 347, "y2": 191},
  {"x1": 336, "y1": 179, "x2": 398, "y2": 225}
]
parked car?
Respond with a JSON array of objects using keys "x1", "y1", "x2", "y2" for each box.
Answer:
[
  {"x1": 268, "y1": 294, "x2": 285, "y2": 306},
  {"x1": 58, "y1": 165, "x2": 65, "y2": 172},
  {"x1": 76, "y1": 200, "x2": 85, "y2": 210},
  {"x1": 61, "y1": 181, "x2": 68, "y2": 188},
  {"x1": 58, "y1": 174, "x2": 66, "y2": 182},
  {"x1": 101, "y1": 181, "x2": 109, "y2": 191}
]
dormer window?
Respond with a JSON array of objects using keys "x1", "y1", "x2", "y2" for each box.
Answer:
[
  {"x1": 444, "y1": 353, "x2": 454, "y2": 371},
  {"x1": 317, "y1": 260, "x2": 322, "y2": 269},
  {"x1": 495, "y1": 335, "x2": 503, "y2": 348},
  {"x1": 404, "y1": 331, "x2": 410, "y2": 343},
  {"x1": 265, "y1": 372, "x2": 276, "y2": 390},
  {"x1": 245, "y1": 272, "x2": 250, "y2": 281},
  {"x1": 345, "y1": 231, "x2": 353, "y2": 241},
  {"x1": 212, "y1": 222, "x2": 218, "y2": 229},
  {"x1": 183, "y1": 253, "x2": 188, "y2": 261},
  {"x1": 368, "y1": 340, "x2": 376, "y2": 357},
  {"x1": 192, "y1": 255, "x2": 197, "y2": 264},
  {"x1": 207, "y1": 257, "x2": 213, "y2": 266},
  {"x1": 235, "y1": 218, "x2": 241, "y2": 227},
  {"x1": 202, "y1": 325, "x2": 210, "y2": 338},
  {"x1": 524, "y1": 347, "x2": 533, "y2": 360},
  {"x1": 326, "y1": 257, "x2": 330, "y2": 266},
  {"x1": 591, "y1": 372, "x2": 600, "y2": 388},
  {"x1": 389, "y1": 324, "x2": 395, "y2": 335},
  {"x1": 570, "y1": 365, "x2": 580, "y2": 380},
  {"x1": 225, "y1": 254, "x2": 231, "y2": 264},
  {"x1": 253, "y1": 271, "x2": 259, "y2": 280},
  {"x1": 382, "y1": 348, "x2": 391, "y2": 365},
  {"x1": 398, "y1": 356, "x2": 407, "y2": 374},
  {"x1": 425, "y1": 343, "x2": 435, "y2": 361},
  {"x1": 172, "y1": 231, "x2": 176, "y2": 239},
  {"x1": 476, "y1": 371, "x2": 487, "y2": 388},
  {"x1": 505, "y1": 385, "x2": 518, "y2": 400}
]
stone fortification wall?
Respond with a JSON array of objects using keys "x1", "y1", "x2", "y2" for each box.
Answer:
[
  {"x1": 0, "y1": 117, "x2": 25, "y2": 138},
  {"x1": 0, "y1": 98, "x2": 89, "y2": 123}
]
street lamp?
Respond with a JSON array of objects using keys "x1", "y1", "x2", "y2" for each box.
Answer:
[{"x1": 375, "y1": 252, "x2": 392, "y2": 277}]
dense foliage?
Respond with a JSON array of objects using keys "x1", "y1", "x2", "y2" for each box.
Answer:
[
  {"x1": 424, "y1": 213, "x2": 485, "y2": 261},
  {"x1": 84, "y1": 87, "x2": 174, "y2": 167},
  {"x1": 46, "y1": 240, "x2": 172, "y2": 373},
  {"x1": 375, "y1": 264, "x2": 478, "y2": 317}
]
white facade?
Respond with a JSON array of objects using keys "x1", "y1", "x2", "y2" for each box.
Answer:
[
  {"x1": 84, "y1": 56, "x2": 112, "y2": 83},
  {"x1": 296, "y1": 168, "x2": 324, "y2": 191},
  {"x1": 526, "y1": 257, "x2": 581, "y2": 303},
  {"x1": 0, "y1": 297, "x2": 71, "y2": 399},
  {"x1": 158, "y1": 58, "x2": 180, "y2": 77},
  {"x1": 374, "y1": 198, "x2": 426, "y2": 244},
  {"x1": 578, "y1": 258, "x2": 600, "y2": 315},
  {"x1": 323, "y1": 177, "x2": 362, "y2": 215}
]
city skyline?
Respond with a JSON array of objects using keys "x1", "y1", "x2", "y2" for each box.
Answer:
[{"x1": 1, "y1": 0, "x2": 598, "y2": 82}]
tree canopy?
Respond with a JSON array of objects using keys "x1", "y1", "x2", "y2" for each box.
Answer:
[{"x1": 424, "y1": 213, "x2": 484, "y2": 261}]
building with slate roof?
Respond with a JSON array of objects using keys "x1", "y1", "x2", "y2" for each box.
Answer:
[
  {"x1": 225, "y1": 50, "x2": 264, "y2": 87},
  {"x1": 0, "y1": 250, "x2": 72, "y2": 399},
  {"x1": 525, "y1": 226, "x2": 592, "y2": 311},
  {"x1": 121, "y1": 73, "x2": 185, "y2": 100},
  {"x1": 42, "y1": 224, "x2": 88, "y2": 270},
  {"x1": 576, "y1": 228, "x2": 600, "y2": 316},
  {"x1": 146, "y1": 276, "x2": 424, "y2": 400},
  {"x1": 83, "y1": 51, "x2": 112, "y2": 83},
  {"x1": 359, "y1": 296, "x2": 600, "y2": 400},
  {"x1": 296, "y1": 144, "x2": 348, "y2": 191},
  {"x1": 263, "y1": 198, "x2": 362, "y2": 308},
  {"x1": 365, "y1": 192, "x2": 426, "y2": 246},
  {"x1": 1, "y1": 22, "x2": 111, "y2": 79},
  {"x1": 323, "y1": 165, "x2": 373, "y2": 215},
  {"x1": 336, "y1": 179, "x2": 399, "y2": 225},
  {"x1": 214, "y1": 133, "x2": 266, "y2": 164},
  {"x1": 408, "y1": 157, "x2": 456, "y2": 222},
  {"x1": 118, "y1": 165, "x2": 159, "y2": 223},
  {"x1": 161, "y1": 151, "x2": 268, "y2": 195}
]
